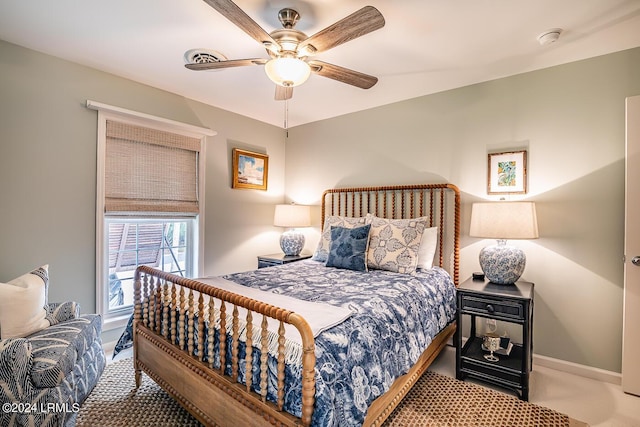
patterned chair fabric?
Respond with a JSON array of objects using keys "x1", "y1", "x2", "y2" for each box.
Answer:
[{"x1": 0, "y1": 302, "x2": 105, "y2": 427}]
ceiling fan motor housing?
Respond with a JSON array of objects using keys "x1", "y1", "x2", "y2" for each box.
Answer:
[
  {"x1": 278, "y1": 8, "x2": 300, "y2": 29},
  {"x1": 267, "y1": 28, "x2": 308, "y2": 58}
]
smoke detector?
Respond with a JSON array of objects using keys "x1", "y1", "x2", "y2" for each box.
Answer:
[
  {"x1": 537, "y1": 28, "x2": 562, "y2": 46},
  {"x1": 184, "y1": 49, "x2": 228, "y2": 64}
]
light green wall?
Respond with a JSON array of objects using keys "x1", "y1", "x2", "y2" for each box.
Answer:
[
  {"x1": 285, "y1": 47, "x2": 640, "y2": 373},
  {"x1": 0, "y1": 40, "x2": 287, "y2": 341}
]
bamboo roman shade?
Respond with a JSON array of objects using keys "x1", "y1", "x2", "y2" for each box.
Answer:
[{"x1": 105, "y1": 120, "x2": 201, "y2": 214}]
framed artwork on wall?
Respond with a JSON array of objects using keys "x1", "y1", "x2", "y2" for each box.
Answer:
[
  {"x1": 232, "y1": 148, "x2": 269, "y2": 190},
  {"x1": 487, "y1": 150, "x2": 527, "y2": 194}
]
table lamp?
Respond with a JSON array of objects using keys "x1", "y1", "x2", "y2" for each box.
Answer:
[
  {"x1": 274, "y1": 204, "x2": 311, "y2": 256},
  {"x1": 469, "y1": 202, "x2": 539, "y2": 285}
]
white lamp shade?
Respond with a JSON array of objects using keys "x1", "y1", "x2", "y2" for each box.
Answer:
[
  {"x1": 265, "y1": 57, "x2": 311, "y2": 87},
  {"x1": 469, "y1": 202, "x2": 539, "y2": 240},
  {"x1": 274, "y1": 204, "x2": 311, "y2": 228}
]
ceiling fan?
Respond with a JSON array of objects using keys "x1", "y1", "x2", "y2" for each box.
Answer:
[{"x1": 185, "y1": 0, "x2": 385, "y2": 101}]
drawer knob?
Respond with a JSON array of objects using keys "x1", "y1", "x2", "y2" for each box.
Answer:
[{"x1": 486, "y1": 304, "x2": 495, "y2": 313}]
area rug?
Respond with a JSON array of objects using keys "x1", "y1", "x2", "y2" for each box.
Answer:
[
  {"x1": 381, "y1": 371, "x2": 587, "y2": 427},
  {"x1": 77, "y1": 358, "x2": 586, "y2": 427}
]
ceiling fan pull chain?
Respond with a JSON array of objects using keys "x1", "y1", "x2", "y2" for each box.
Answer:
[{"x1": 284, "y1": 98, "x2": 289, "y2": 135}]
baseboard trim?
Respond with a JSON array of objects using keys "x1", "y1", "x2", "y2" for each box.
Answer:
[
  {"x1": 103, "y1": 339, "x2": 116, "y2": 356},
  {"x1": 533, "y1": 353, "x2": 621, "y2": 385}
]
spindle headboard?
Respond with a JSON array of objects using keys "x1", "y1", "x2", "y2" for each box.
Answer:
[{"x1": 320, "y1": 184, "x2": 460, "y2": 285}]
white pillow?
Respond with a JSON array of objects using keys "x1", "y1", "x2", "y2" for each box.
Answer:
[
  {"x1": 416, "y1": 227, "x2": 438, "y2": 270},
  {"x1": 0, "y1": 265, "x2": 50, "y2": 339}
]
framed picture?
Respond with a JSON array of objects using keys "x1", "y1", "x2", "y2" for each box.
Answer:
[
  {"x1": 487, "y1": 150, "x2": 527, "y2": 194},
  {"x1": 232, "y1": 148, "x2": 269, "y2": 190}
]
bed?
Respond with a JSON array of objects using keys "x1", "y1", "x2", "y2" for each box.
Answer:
[{"x1": 131, "y1": 183, "x2": 460, "y2": 427}]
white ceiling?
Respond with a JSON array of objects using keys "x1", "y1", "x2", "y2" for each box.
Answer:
[{"x1": 1, "y1": 1, "x2": 640, "y2": 128}]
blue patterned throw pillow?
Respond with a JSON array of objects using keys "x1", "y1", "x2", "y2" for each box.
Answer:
[
  {"x1": 326, "y1": 224, "x2": 371, "y2": 272},
  {"x1": 366, "y1": 215, "x2": 427, "y2": 274},
  {"x1": 312, "y1": 215, "x2": 367, "y2": 262}
]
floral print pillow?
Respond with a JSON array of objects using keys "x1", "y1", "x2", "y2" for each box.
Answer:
[{"x1": 365, "y1": 214, "x2": 427, "y2": 274}]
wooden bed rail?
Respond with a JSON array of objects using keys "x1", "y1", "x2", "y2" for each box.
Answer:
[
  {"x1": 133, "y1": 265, "x2": 317, "y2": 426},
  {"x1": 321, "y1": 183, "x2": 461, "y2": 285}
]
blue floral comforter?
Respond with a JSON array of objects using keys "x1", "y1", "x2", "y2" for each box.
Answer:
[
  {"x1": 115, "y1": 260, "x2": 456, "y2": 426},
  {"x1": 221, "y1": 260, "x2": 457, "y2": 426}
]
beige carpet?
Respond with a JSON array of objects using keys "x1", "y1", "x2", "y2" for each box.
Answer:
[{"x1": 77, "y1": 358, "x2": 587, "y2": 427}]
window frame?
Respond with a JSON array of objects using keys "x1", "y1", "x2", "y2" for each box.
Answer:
[
  {"x1": 103, "y1": 216, "x2": 197, "y2": 319},
  {"x1": 89, "y1": 100, "x2": 214, "y2": 331}
]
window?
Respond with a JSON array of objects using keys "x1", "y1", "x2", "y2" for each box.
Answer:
[
  {"x1": 88, "y1": 101, "x2": 215, "y2": 330},
  {"x1": 106, "y1": 218, "x2": 195, "y2": 315}
]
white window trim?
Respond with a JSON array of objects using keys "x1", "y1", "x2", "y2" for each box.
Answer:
[{"x1": 88, "y1": 100, "x2": 216, "y2": 331}]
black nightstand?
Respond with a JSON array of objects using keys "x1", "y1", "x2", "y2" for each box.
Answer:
[
  {"x1": 455, "y1": 277, "x2": 534, "y2": 400},
  {"x1": 257, "y1": 252, "x2": 312, "y2": 269}
]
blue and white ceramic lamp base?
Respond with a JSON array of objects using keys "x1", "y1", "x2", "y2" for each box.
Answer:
[
  {"x1": 280, "y1": 230, "x2": 305, "y2": 256},
  {"x1": 479, "y1": 242, "x2": 526, "y2": 285}
]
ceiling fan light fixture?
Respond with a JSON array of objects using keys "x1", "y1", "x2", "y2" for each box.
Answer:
[{"x1": 265, "y1": 57, "x2": 311, "y2": 87}]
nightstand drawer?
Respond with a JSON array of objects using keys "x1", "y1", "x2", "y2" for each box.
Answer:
[{"x1": 460, "y1": 295, "x2": 524, "y2": 320}]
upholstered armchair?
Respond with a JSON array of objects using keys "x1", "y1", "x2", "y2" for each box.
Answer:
[{"x1": 0, "y1": 268, "x2": 106, "y2": 427}]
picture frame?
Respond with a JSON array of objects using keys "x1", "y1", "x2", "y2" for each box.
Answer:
[
  {"x1": 232, "y1": 148, "x2": 269, "y2": 190},
  {"x1": 487, "y1": 150, "x2": 527, "y2": 194}
]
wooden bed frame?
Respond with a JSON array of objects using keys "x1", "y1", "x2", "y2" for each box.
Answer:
[{"x1": 133, "y1": 183, "x2": 460, "y2": 427}]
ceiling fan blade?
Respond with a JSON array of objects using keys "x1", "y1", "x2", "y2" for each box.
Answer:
[
  {"x1": 202, "y1": 0, "x2": 279, "y2": 49},
  {"x1": 275, "y1": 85, "x2": 293, "y2": 101},
  {"x1": 185, "y1": 58, "x2": 267, "y2": 71},
  {"x1": 308, "y1": 60, "x2": 378, "y2": 89},
  {"x1": 299, "y1": 6, "x2": 384, "y2": 54}
]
